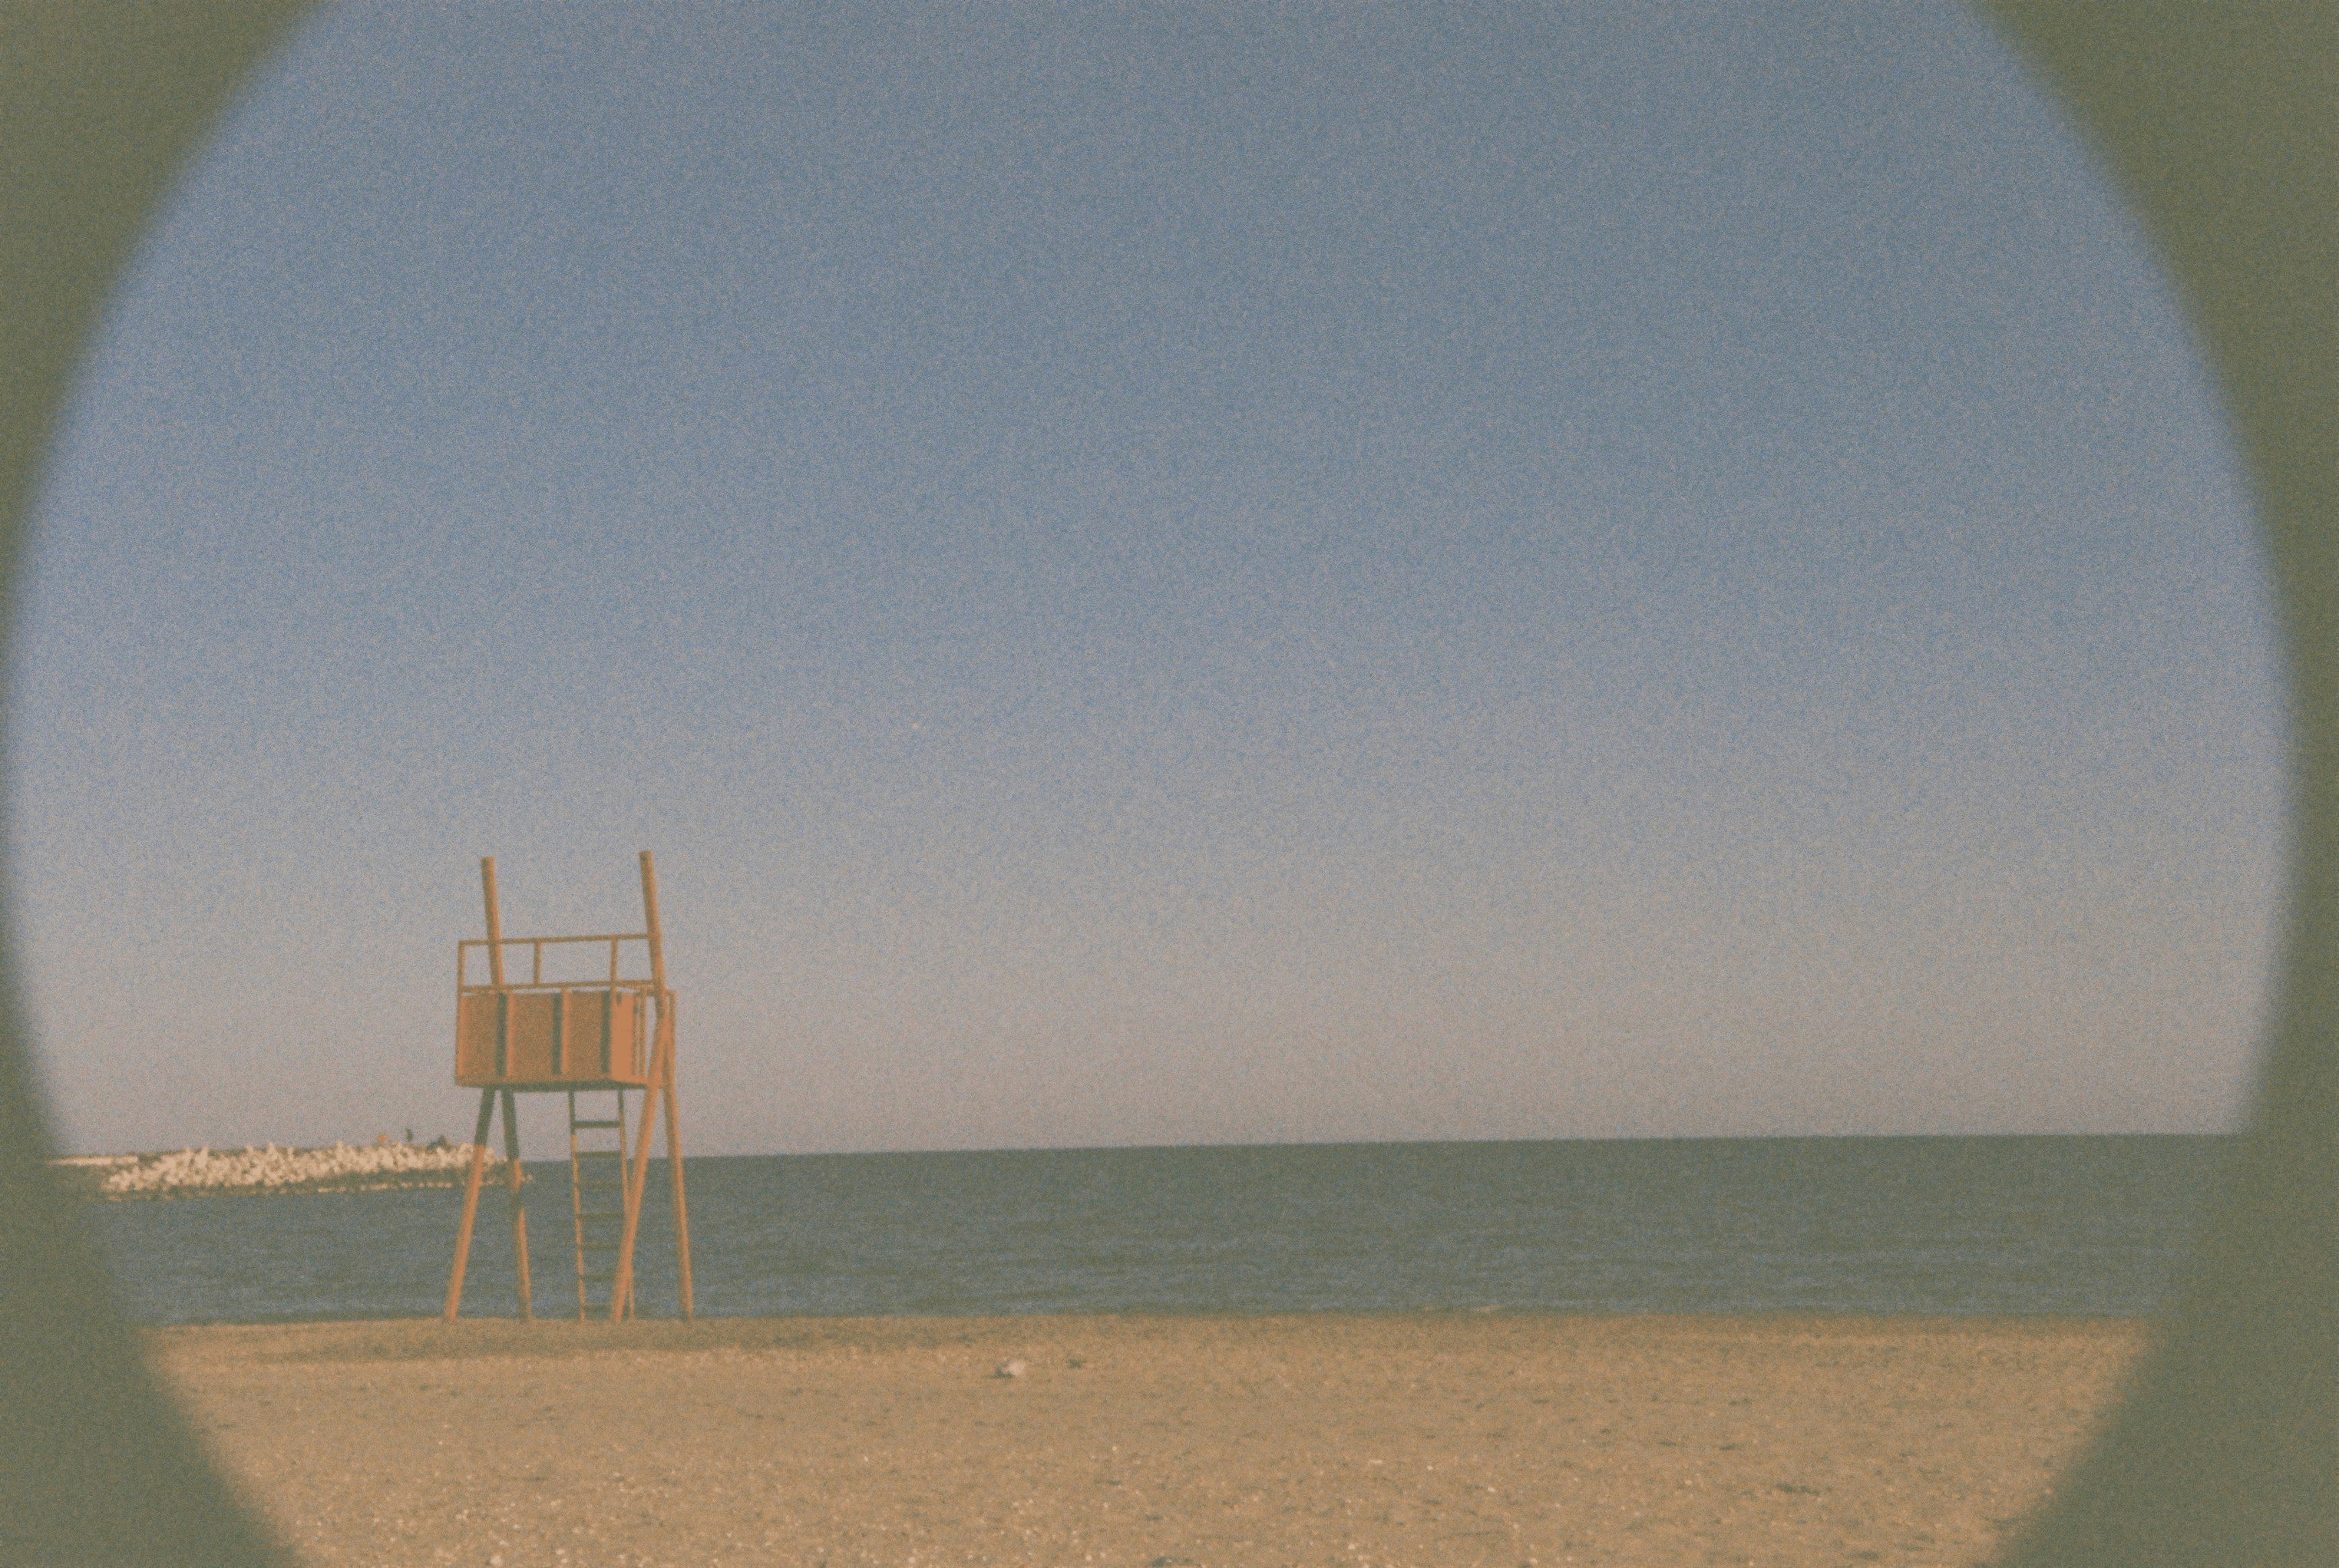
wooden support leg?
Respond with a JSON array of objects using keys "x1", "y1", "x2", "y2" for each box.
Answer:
[
  {"x1": 501, "y1": 1089, "x2": 530, "y2": 1322},
  {"x1": 610, "y1": 1019, "x2": 668, "y2": 1322},
  {"x1": 443, "y1": 1088, "x2": 496, "y2": 1322},
  {"x1": 662, "y1": 1011, "x2": 692, "y2": 1321}
]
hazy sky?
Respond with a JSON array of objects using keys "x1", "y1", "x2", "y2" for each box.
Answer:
[{"x1": 13, "y1": 3, "x2": 2281, "y2": 1158}]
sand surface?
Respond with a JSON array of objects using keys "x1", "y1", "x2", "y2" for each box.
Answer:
[{"x1": 149, "y1": 1315, "x2": 2146, "y2": 1568}]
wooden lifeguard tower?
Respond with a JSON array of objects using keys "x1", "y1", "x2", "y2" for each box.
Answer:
[{"x1": 442, "y1": 851, "x2": 694, "y2": 1322}]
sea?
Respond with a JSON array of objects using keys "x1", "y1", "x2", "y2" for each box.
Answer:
[{"x1": 83, "y1": 1135, "x2": 2228, "y2": 1325}]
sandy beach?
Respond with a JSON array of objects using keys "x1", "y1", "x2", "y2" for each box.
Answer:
[{"x1": 145, "y1": 1314, "x2": 2145, "y2": 1568}]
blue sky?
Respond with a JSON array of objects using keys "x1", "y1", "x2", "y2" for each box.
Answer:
[{"x1": 12, "y1": 3, "x2": 2281, "y2": 1156}]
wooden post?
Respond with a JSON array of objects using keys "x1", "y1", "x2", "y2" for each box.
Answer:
[
  {"x1": 638, "y1": 850, "x2": 665, "y2": 996},
  {"x1": 567, "y1": 1091, "x2": 586, "y2": 1321},
  {"x1": 501, "y1": 1089, "x2": 530, "y2": 1321},
  {"x1": 662, "y1": 993, "x2": 693, "y2": 1319},
  {"x1": 481, "y1": 857, "x2": 506, "y2": 987},
  {"x1": 641, "y1": 853, "x2": 694, "y2": 1319},
  {"x1": 610, "y1": 1043, "x2": 660, "y2": 1321},
  {"x1": 449, "y1": 857, "x2": 517, "y2": 1324},
  {"x1": 442, "y1": 1088, "x2": 496, "y2": 1321},
  {"x1": 611, "y1": 850, "x2": 692, "y2": 1321}
]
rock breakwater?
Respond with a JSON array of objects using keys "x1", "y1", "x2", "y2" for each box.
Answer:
[{"x1": 76, "y1": 1141, "x2": 509, "y2": 1199}]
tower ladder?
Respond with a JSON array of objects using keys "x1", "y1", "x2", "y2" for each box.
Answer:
[{"x1": 567, "y1": 1089, "x2": 636, "y2": 1320}]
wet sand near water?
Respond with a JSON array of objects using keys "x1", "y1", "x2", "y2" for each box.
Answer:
[{"x1": 149, "y1": 1314, "x2": 2146, "y2": 1567}]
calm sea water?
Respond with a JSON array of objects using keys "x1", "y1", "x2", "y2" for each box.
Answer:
[{"x1": 82, "y1": 1136, "x2": 2228, "y2": 1324}]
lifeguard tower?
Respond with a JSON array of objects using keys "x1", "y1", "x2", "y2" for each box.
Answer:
[{"x1": 442, "y1": 851, "x2": 694, "y2": 1322}]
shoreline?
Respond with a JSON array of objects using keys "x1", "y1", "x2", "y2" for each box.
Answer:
[{"x1": 143, "y1": 1305, "x2": 2159, "y2": 1332}]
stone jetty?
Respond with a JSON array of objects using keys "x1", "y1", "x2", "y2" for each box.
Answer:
[{"x1": 64, "y1": 1141, "x2": 509, "y2": 1199}]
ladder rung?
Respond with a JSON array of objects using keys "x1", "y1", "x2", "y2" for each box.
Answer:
[{"x1": 571, "y1": 1119, "x2": 625, "y2": 1129}]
